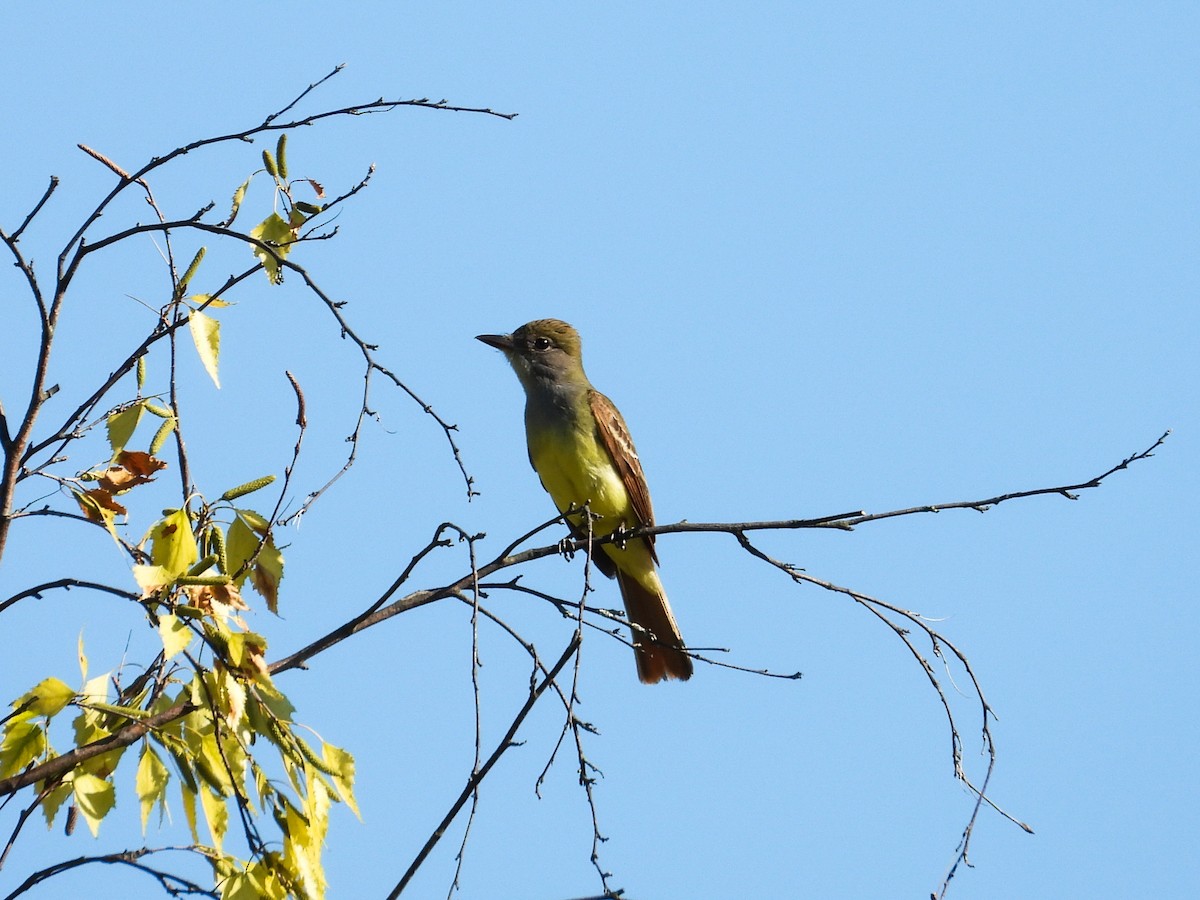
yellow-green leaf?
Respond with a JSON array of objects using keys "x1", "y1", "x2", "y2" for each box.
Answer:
[
  {"x1": 184, "y1": 719, "x2": 233, "y2": 797},
  {"x1": 16, "y1": 677, "x2": 75, "y2": 718},
  {"x1": 249, "y1": 212, "x2": 294, "y2": 284},
  {"x1": 226, "y1": 509, "x2": 284, "y2": 609},
  {"x1": 106, "y1": 403, "x2": 144, "y2": 457},
  {"x1": 151, "y1": 508, "x2": 199, "y2": 578},
  {"x1": 40, "y1": 779, "x2": 72, "y2": 830},
  {"x1": 78, "y1": 672, "x2": 110, "y2": 708},
  {"x1": 250, "y1": 536, "x2": 284, "y2": 614},
  {"x1": 225, "y1": 514, "x2": 258, "y2": 587},
  {"x1": 283, "y1": 801, "x2": 320, "y2": 895},
  {"x1": 136, "y1": 745, "x2": 170, "y2": 832},
  {"x1": 188, "y1": 309, "x2": 221, "y2": 388},
  {"x1": 222, "y1": 871, "x2": 256, "y2": 900},
  {"x1": 133, "y1": 564, "x2": 171, "y2": 598},
  {"x1": 238, "y1": 509, "x2": 271, "y2": 532},
  {"x1": 214, "y1": 665, "x2": 247, "y2": 729},
  {"x1": 72, "y1": 773, "x2": 116, "y2": 837},
  {"x1": 0, "y1": 716, "x2": 44, "y2": 779},
  {"x1": 181, "y1": 778, "x2": 199, "y2": 842},
  {"x1": 323, "y1": 742, "x2": 360, "y2": 818},
  {"x1": 159, "y1": 614, "x2": 193, "y2": 659},
  {"x1": 188, "y1": 292, "x2": 232, "y2": 309},
  {"x1": 78, "y1": 631, "x2": 88, "y2": 684},
  {"x1": 199, "y1": 784, "x2": 228, "y2": 851}
]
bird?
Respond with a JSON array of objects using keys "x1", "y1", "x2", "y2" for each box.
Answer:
[{"x1": 476, "y1": 319, "x2": 693, "y2": 683}]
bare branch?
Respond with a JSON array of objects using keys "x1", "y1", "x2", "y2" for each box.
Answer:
[
  {"x1": 0, "y1": 578, "x2": 140, "y2": 616},
  {"x1": 1, "y1": 847, "x2": 217, "y2": 900},
  {"x1": 264, "y1": 64, "x2": 346, "y2": 124},
  {"x1": 387, "y1": 634, "x2": 580, "y2": 899},
  {"x1": 0, "y1": 702, "x2": 194, "y2": 798},
  {"x1": 10, "y1": 176, "x2": 59, "y2": 242}
]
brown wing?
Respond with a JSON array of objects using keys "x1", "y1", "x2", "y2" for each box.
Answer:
[{"x1": 588, "y1": 389, "x2": 658, "y2": 562}]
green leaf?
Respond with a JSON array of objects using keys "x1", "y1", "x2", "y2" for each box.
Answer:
[
  {"x1": 72, "y1": 773, "x2": 116, "y2": 837},
  {"x1": 137, "y1": 745, "x2": 170, "y2": 832},
  {"x1": 249, "y1": 212, "x2": 294, "y2": 284},
  {"x1": 323, "y1": 742, "x2": 360, "y2": 818},
  {"x1": 199, "y1": 784, "x2": 229, "y2": 851},
  {"x1": 106, "y1": 403, "x2": 144, "y2": 457},
  {"x1": 159, "y1": 614, "x2": 193, "y2": 659},
  {"x1": 0, "y1": 716, "x2": 44, "y2": 778},
  {"x1": 188, "y1": 309, "x2": 221, "y2": 388},
  {"x1": 15, "y1": 677, "x2": 75, "y2": 718},
  {"x1": 151, "y1": 508, "x2": 199, "y2": 578}
]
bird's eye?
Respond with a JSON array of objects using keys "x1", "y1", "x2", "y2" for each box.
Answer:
[{"x1": 531, "y1": 337, "x2": 552, "y2": 351}]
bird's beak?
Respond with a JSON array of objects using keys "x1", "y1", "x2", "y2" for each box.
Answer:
[{"x1": 475, "y1": 333, "x2": 514, "y2": 351}]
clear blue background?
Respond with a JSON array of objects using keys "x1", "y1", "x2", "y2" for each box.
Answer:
[{"x1": 1, "y1": 2, "x2": 1195, "y2": 898}]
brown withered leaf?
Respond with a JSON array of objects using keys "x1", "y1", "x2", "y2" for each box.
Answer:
[
  {"x1": 97, "y1": 451, "x2": 168, "y2": 493},
  {"x1": 183, "y1": 582, "x2": 249, "y2": 613},
  {"x1": 77, "y1": 488, "x2": 127, "y2": 523},
  {"x1": 242, "y1": 637, "x2": 271, "y2": 679},
  {"x1": 116, "y1": 450, "x2": 168, "y2": 477}
]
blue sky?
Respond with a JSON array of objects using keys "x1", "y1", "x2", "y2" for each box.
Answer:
[{"x1": 2, "y1": 3, "x2": 1196, "y2": 898}]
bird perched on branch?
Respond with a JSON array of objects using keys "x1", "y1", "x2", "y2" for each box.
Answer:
[{"x1": 476, "y1": 319, "x2": 692, "y2": 683}]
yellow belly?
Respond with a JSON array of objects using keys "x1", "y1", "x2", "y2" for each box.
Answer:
[{"x1": 529, "y1": 430, "x2": 633, "y2": 538}]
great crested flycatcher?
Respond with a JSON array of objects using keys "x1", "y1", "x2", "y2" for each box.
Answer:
[{"x1": 476, "y1": 319, "x2": 693, "y2": 684}]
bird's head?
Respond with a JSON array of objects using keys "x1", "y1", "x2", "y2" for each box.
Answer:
[{"x1": 476, "y1": 319, "x2": 587, "y2": 391}]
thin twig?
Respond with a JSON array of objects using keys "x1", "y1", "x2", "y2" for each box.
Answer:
[
  {"x1": 387, "y1": 634, "x2": 580, "y2": 899},
  {"x1": 0, "y1": 577, "x2": 140, "y2": 616},
  {"x1": 1, "y1": 847, "x2": 218, "y2": 900},
  {"x1": 10, "y1": 176, "x2": 59, "y2": 242}
]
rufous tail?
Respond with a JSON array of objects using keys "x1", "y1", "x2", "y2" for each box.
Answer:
[{"x1": 616, "y1": 570, "x2": 693, "y2": 683}]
